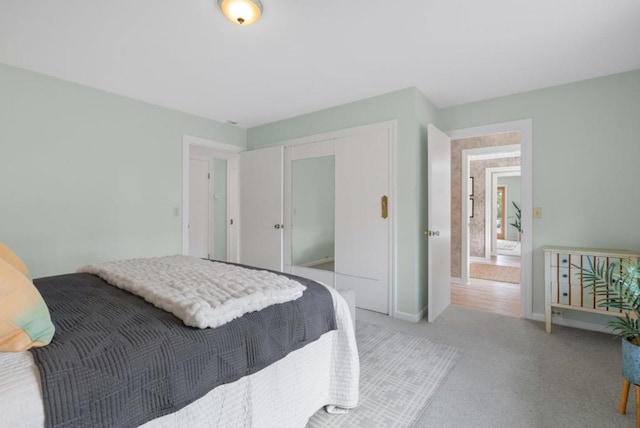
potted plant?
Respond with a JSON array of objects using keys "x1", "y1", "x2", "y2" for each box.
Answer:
[
  {"x1": 580, "y1": 257, "x2": 640, "y2": 387},
  {"x1": 508, "y1": 201, "x2": 522, "y2": 241}
]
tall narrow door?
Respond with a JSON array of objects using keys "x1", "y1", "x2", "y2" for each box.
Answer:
[
  {"x1": 189, "y1": 158, "x2": 210, "y2": 258},
  {"x1": 335, "y1": 130, "x2": 390, "y2": 314},
  {"x1": 239, "y1": 146, "x2": 284, "y2": 271},
  {"x1": 427, "y1": 124, "x2": 451, "y2": 322}
]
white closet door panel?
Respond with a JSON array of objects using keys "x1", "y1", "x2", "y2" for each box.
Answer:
[
  {"x1": 239, "y1": 146, "x2": 284, "y2": 271},
  {"x1": 335, "y1": 130, "x2": 390, "y2": 314},
  {"x1": 335, "y1": 274, "x2": 387, "y2": 313}
]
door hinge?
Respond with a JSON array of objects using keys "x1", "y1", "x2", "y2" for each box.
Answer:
[{"x1": 208, "y1": 173, "x2": 210, "y2": 179}]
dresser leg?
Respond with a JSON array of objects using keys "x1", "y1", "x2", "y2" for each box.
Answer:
[
  {"x1": 545, "y1": 307, "x2": 551, "y2": 333},
  {"x1": 635, "y1": 384, "x2": 640, "y2": 428},
  {"x1": 620, "y1": 379, "x2": 630, "y2": 414}
]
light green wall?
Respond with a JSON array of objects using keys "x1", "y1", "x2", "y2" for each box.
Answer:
[
  {"x1": 0, "y1": 63, "x2": 246, "y2": 278},
  {"x1": 249, "y1": 87, "x2": 437, "y2": 315},
  {"x1": 292, "y1": 156, "x2": 335, "y2": 266},
  {"x1": 10, "y1": 59, "x2": 636, "y2": 324},
  {"x1": 498, "y1": 175, "x2": 521, "y2": 241},
  {"x1": 440, "y1": 69, "x2": 640, "y2": 320}
]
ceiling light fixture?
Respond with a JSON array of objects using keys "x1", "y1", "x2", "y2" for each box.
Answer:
[{"x1": 218, "y1": 0, "x2": 263, "y2": 26}]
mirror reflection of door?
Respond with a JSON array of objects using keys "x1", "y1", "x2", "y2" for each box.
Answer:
[{"x1": 497, "y1": 185, "x2": 506, "y2": 240}]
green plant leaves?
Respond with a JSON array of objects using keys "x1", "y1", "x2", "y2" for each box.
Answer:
[{"x1": 580, "y1": 257, "x2": 640, "y2": 339}]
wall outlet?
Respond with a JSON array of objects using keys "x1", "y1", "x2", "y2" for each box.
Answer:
[{"x1": 551, "y1": 309, "x2": 563, "y2": 317}]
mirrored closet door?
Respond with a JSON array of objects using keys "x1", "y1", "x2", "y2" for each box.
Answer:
[
  {"x1": 284, "y1": 140, "x2": 337, "y2": 286},
  {"x1": 242, "y1": 122, "x2": 394, "y2": 314}
]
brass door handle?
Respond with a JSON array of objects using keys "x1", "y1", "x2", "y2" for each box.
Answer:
[{"x1": 381, "y1": 195, "x2": 388, "y2": 219}]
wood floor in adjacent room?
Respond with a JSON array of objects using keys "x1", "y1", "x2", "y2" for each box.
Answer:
[{"x1": 451, "y1": 255, "x2": 521, "y2": 318}]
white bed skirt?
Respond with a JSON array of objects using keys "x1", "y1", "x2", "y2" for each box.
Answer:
[{"x1": 0, "y1": 287, "x2": 359, "y2": 428}]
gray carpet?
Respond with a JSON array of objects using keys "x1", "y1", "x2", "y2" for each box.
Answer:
[
  {"x1": 308, "y1": 321, "x2": 461, "y2": 427},
  {"x1": 357, "y1": 306, "x2": 634, "y2": 427}
]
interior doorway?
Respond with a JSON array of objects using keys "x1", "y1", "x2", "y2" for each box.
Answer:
[
  {"x1": 447, "y1": 120, "x2": 532, "y2": 319},
  {"x1": 463, "y1": 150, "x2": 522, "y2": 317},
  {"x1": 486, "y1": 166, "x2": 521, "y2": 260},
  {"x1": 182, "y1": 135, "x2": 241, "y2": 262}
]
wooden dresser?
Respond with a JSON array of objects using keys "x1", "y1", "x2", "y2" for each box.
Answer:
[{"x1": 544, "y1": 246, "x2": 640, "y2": 333}]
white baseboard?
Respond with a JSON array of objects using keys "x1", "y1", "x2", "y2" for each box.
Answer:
[
  {"x1": 450, "y1": 277, "x2": 469, "y2": 285},
  {"x1": 531, "y1": 312, "x2": 612, "y2": 334},
  {"x1": 393, "y1": 307, "x2": 426, "y2": 323}
]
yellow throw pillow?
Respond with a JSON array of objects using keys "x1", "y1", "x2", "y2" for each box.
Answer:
[
  {"x1": 0, "y1": 258, "x2": 54, "y2": 351},
  {"x1": 0, "y1": 242, "x2": 29, "y2": 277}
]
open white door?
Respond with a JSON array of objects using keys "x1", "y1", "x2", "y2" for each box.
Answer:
[
  {"x1": 427, "y1": 124, "x2": 451, "y2": 322},
  {"x1": 239, "y1": 146, "x2": 284, "y2": 271}
]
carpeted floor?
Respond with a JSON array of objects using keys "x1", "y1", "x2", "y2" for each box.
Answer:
[
  {"x1": 308, "y1": 321, "x2": 461, "y2": 427},
  {"x1": 470, "y1": 262, "x2": 520, "y2": 283},
  {"x1": 355, "y1": 306, "x2": 632, "y2": 428}
]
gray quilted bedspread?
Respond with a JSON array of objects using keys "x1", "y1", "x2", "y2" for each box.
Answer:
[{"x1": 30, "y1": 266, "x2": 336, "y2": 428}]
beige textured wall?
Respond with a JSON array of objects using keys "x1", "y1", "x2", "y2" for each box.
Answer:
[
  {"x1": 469, "y1": 157, "x2": 521, "y2": 257},
  {"x1": 450, "y1": 132, "x2": 521, "y2": 278}
]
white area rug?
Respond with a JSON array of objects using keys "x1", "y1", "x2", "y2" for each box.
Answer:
[
  {"x1": 307, "y1": 321, "x2": 462, "y2": 427},
  {"x1": 497, "y1": 239, "x2": 521, "y2": 256}
]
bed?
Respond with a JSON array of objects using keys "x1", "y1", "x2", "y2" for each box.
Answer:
[{"x1": 0, "y1": 257, "x2": 359, "y2": 427}]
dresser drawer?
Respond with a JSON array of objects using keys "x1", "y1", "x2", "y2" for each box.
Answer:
[
  {"x1": 558, "y1": 281, "x2": 569, "y2": 305},
  {"x1": 550, "y1": 253, "x2": 570, "y2": 268},
  {"x1": 557, "y1": 266, "x2": 569, "y2": 284}
]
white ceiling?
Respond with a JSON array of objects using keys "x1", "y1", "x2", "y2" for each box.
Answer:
[{"x1": 1, "y1": 0, "x2": 639, "y2": 128}]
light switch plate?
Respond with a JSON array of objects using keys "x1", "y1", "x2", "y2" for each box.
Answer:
[{"x1": 533, "y1": 207, "x2": 542, "y2": 219}]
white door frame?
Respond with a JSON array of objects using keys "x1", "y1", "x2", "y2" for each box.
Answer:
[
  {"x1": 448, "y1": 119, "x2": 533, "y2": 319},
  {"x1": 182, "y1": 135, "x2": 242, "y2": 262}
]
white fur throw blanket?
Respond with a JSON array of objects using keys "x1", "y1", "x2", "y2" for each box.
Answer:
[{"x1": 78, "y1": 255, "x2": 306, "y2": 329}]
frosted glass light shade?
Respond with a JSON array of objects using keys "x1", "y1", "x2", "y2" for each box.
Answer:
[{"x1": 218, "y1": 0, "x2": 263, "y2": 25}]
